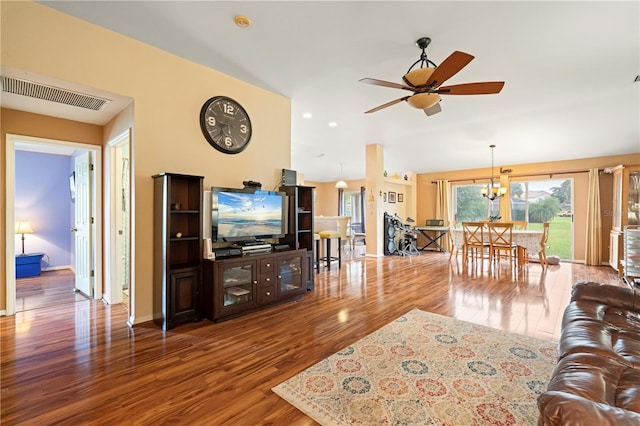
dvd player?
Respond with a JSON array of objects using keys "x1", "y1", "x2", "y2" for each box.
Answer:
[{"x1": 241, "y1": 243, "x2": 272, "y2": 254}]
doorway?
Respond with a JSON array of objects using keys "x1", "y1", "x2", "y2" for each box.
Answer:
[
  {"x1": 105, "y1": 130, "x2": 132, "y2": 314},
  {"x1": 5, "y1": 134, "x2": 103, "y2": 316}
]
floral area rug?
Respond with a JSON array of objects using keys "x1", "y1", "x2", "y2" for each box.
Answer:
[{"x1": 272, "y1": 309, "x2": 557, "y2": 425}]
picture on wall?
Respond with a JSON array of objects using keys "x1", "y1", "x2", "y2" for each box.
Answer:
[
  {"x1": 388, "y1": 191, "x2": 396, "y2": 203},
  {"x1": 398, "y1": 193, "x2": 404, "y2": 202}
]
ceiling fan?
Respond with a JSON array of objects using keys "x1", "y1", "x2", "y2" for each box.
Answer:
[{"x1": 360, "y1": 37, "x2": 504, "y2": 116}]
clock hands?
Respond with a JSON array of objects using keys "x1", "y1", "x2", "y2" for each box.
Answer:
[{"x1": 201, "y1": 96, "x2": 252, "y2": 154}]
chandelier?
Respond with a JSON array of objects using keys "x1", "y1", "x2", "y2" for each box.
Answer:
[{"x1": 480, "y1": 144, "x2": 506, "y2": 201}]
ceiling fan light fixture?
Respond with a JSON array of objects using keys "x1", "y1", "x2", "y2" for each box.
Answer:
[
  {"x1": 402, "y1": 67, "x2": 436, "y2": 87},
  {"x1": 360, "y1": 36, "x2": 504, "y2": 116},
  {"x1": 407, "y1": 93, "x2": 441, "y2": 110}
]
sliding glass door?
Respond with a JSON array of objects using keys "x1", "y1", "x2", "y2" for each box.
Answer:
[
  {"x1": 510, "y1": 179, "x2": 573, "y2": 260},
  {"x1": 452, "y1": 178, "x2": 573, "y2": 260}
]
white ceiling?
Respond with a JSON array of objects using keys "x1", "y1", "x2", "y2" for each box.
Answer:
[{"x1": 4, "y1": 1, "x2": 639, "y2": 182}]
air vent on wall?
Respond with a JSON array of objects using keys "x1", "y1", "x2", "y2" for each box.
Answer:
[{"x1": 1, "y1": 76, "x2": 111, "y2": 110}]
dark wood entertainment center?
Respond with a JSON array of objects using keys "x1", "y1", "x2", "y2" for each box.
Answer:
[
  {"x1": 152, "y1": 173, "x2": 315, "y2": 328},
  {"x1": 203, "y1": 249, "x2": 307, "y2": 322}
]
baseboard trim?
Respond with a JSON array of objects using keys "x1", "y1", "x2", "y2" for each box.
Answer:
[{"x1": 129, "y1": 315, "x2": 153, "y2": 327}]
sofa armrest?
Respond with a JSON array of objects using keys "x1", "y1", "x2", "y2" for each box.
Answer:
[
  {"x1": 538, "y1": 391, "x2": 640, "y2": 426},
  {"x1": 571, "y1": 281, "x2": 639, "y2": 313}
]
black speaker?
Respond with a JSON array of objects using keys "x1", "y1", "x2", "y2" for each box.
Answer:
[{"x1": 383, "y1": 213, "x2": 396, "y2": 255}]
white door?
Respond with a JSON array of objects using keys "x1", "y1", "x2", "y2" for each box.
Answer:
[{"x1": 74, "y1": 151, "x2": 93, "y2": 297}]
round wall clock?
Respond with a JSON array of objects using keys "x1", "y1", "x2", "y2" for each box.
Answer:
[{"x1": 200, "y1": 96, "x2": 252, "y2": 154}]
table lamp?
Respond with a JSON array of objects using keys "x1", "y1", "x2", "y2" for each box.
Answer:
[{"x1": 15, "y1": 221, "x2": 33, "y2": 256}]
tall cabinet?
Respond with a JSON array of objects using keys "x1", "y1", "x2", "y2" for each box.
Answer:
[
  {"x1": 153, "y1": 173, "x2": 203, "y2": 330},
  {"x1": 609, "y1": 165, "x2": 640, "y2": 274},
  {"x1": 280, "y1": 185, "x2": 315, "y2": 290}
]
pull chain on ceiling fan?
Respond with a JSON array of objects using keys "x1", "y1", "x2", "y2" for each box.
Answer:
[{"x1": 359, "y1": 37, "x2": 505, "y2": 116}]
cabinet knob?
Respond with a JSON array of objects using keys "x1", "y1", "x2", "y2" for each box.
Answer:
[
  {"x1": 266, "y1": 263, "x2": 271, "y2": 267},
  {"x1": 266, "y1": 291, "x2": 271, "y2": 296},
  {"x1": 266, "y1": 277, "x2": 271, "y2": 282},
  {"x1": 278, "y1": 275, "x2": 282, "y2": 279},
  {"x1": 253, "y1": 280, "x2": 258, "y2": 284}
]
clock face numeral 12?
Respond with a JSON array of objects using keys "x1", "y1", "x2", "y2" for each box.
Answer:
[{"x1": 199, "y1": 96, "x2": 252, "y2": 154}]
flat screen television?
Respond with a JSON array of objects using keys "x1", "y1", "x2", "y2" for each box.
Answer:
[{"x1": 211, "y1": 187, "x2": 288, "y2": 243}]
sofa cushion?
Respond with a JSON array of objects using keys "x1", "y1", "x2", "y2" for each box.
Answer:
[
  {"x1": 538, "y1": 353, "x2": 640, "y2": 425},
  {"x1": 570, "y1": 281, "x2": 639, "y2": 312},
  {"x1": 558, "y1": 302, "x2": 640, "y2": 367}
]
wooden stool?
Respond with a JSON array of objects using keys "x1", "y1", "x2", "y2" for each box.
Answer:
[{"x1": 318, "y1": 230, "x2": 341, "y2": 271}]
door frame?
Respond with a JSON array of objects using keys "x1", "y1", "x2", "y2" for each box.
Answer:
[
  {"x1": 5, "y1": 134, "x2": 103, "y2": 315},
  {"x1": 104, "y1": 129, "x2": 132, "y2": 315}
]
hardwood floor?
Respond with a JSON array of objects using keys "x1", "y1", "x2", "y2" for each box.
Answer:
[
  {"x1": 14, "y1": 269, "x2": 86, "y2": 312},
  {"x1": 1, "y1": 253, "x2": 622, "y2": 425}
]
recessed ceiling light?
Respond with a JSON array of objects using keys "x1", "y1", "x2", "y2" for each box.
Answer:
[
  {"x1": 234, "y1": 15, "x2": 251, "y2": 28},
  {"x1": 328, "y1": 122, "x2": 338, "y2": 127},
  {"x1": 302, "y1": 112, "x2": 313, "y2": 119}
]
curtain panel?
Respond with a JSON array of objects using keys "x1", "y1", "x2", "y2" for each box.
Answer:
[
  {"x1": 435, "y1": 180, "x2": 452, "y2": 251},
  {"x1": 585, "y1": 168, "x2": 602, "y2": 265}
]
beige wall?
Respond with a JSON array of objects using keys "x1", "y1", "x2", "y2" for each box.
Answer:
[
  {"x1": 1, "y1": 2, "x2": 292, "y2": 320},
  {"x1": 308, "y1": 179, "x2": 366, "y2": 217},
  {"x1": 416, "y1": 153, "x2": 640, "y2": 262}
]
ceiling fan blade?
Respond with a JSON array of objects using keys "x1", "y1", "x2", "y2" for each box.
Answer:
[
  {"x1": 359, "y1": 78, "x2": 414, "y2": 91},
  {"x1": 437, "y1": 81, "x2": 505, "y2": 95},
  {"x1": 424, "y1": 102, "x2": 442, "y2": 116},
  {"x1": 424, "y1": 51, "x2": 474, "y2": 88},
  {"x1": 364, "y1": 96, "x2": 410, "y2": 114}
]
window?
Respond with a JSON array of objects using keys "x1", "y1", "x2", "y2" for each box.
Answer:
[
  {"x1": 452, "y1": 179, "x2": 573, "y2": 260},
  {"x1": 452, "y1": 184, "x2": 499, "y2": 224},
  {"x1": 341, "y1": 188, "x2": 365, "y2": 232}
]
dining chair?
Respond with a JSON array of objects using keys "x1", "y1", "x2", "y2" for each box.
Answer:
[
  {"x1": 448, "y1": 220, "x2": 458, "y2": 261},
  {"x1": 350, "y1": 222, "x2": 366, "y2": 252},
  {"x1": 336, "y1": 217, "x2": 352, "y2": 258},
  {"x1": 461, "y1": 222, "x2": 488, "y2": 265},
  {"x1": 512, "y1": 220, "x2": 528, "y2": 230},
  {"x1": 487, "y1": 222, "x2": 517, "y2": 270},
  {"x1": 539, "y1": 222, "x2": 550, "y2": 267}
]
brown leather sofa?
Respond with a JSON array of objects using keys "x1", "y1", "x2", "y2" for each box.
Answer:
[{"x1": 538, "y1": 281, "x2": 640, "y2": 425}]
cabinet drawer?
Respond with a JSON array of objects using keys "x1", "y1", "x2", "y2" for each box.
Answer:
[
  {"x1": 259, "y1": 273, "x2": 275, "y2": 287},
  {"x1": 258, "y1": 286, "x2": 276, "y2": 305},
  {"x1": 260, "y1": 258, "x2": 274, "y2": 274}
]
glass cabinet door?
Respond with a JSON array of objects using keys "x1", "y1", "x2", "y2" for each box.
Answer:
[
  {"x1": 277, "y1": 255, "x2": 303, "y2": 295},
  {"x1": 221, "y1": 263, "x2": 255, "y2": 308},
  {"x1": 628, "y1": 171, "x2": 639, "y2": 226}
]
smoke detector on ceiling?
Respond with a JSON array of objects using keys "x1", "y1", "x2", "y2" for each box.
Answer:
[{"x1": 234, "y1": 15, "x2": 251, "y2": 28}]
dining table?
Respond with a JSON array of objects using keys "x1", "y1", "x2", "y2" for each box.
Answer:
[{"x1": 450, "y1": 228, "x2": 543, "y2": 265}]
